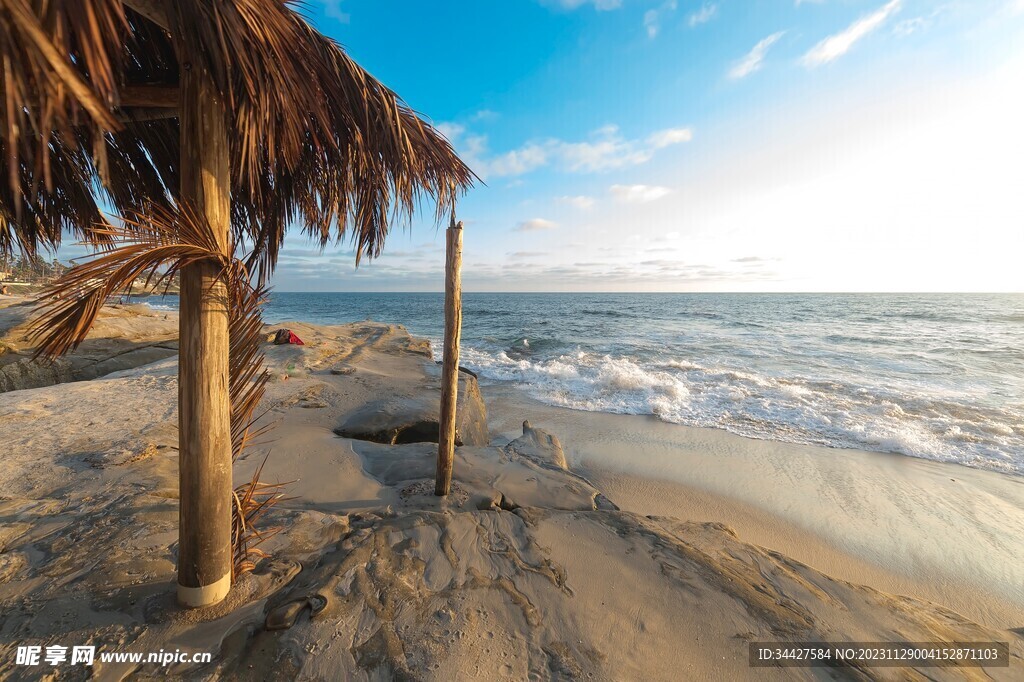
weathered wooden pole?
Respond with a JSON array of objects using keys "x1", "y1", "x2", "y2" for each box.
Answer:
[
  {"x1": 435, "y1": 219, "x2": 464, "y2": 496},
  {"x1": 175, "y1": 61, "x2": 233, "y2": 608}
]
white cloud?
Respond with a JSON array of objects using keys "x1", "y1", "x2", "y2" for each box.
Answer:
[
  {"x1": 448, "y1": 131, "x2": 544, "y2": 177},
  {"x1": 435, "y1": 122, "x2": 465, "y2": 142},
  {"x1": 559, "y1": 195, "x2": 596, "y2": 210},
  {"x1": 688, "y1": 2, "x2": 717, "y2": 27},
  {"x1": 451, "y1": 124, "x2": 693, "y2": 178},
  {"x1": 515, "y1": 218, "x2": 559, "y2": 232},
  {"x1": 462, "y1": 134, "x2": 489, "y2": 160},
  {"x1": 609, "y1": 184, "x2": 674, "y2": 203},
  {"x1": 643, "y1": 10, "x2": 659, "y2": 38},
  {"x1": 802, "y1": 0, "x2": 901, "y2": 67},
  {"x1": 643, "y1": 0, "x2": 677, "y2": 39},
  {"x1": 729, "y1": 31, "x2": 786, "y2": 79},
  {"x1": 558, "y1": 137, "x2": 650, "y2": 172},
  {"x1": 487, "y1": 144, "x2": 550, "y2": 176},
  {"x1": 560, "y1": 125, "x2": 692, "y2": 172},
  {"x1": 647, "y1": 127, "x2": 693, "y2": 148}
]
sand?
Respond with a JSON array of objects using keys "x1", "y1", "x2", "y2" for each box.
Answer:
[
  {"x1": 484, "y1": 384, "x2": 1024, "y2": 632},
  {"x1": 0, "y1": 298, "x2": 1021, "y2": 680}
]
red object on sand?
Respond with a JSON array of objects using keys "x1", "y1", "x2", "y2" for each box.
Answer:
[{"x1": 273, "y1": 329, "x2": 305, "y2": 345}]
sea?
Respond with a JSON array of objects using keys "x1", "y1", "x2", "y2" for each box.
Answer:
[{"x1": 145, "y1": 292, "x2": 1024, "y2": 476}]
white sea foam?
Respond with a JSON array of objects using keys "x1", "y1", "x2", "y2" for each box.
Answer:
[{"x1": 451, "y1": 344, "x2": 1024, "y2": 476}]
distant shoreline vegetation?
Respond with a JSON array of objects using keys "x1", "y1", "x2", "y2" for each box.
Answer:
[
  {"x1": 0, "y1": 254, "x2": 68, "y2": 285},
  {"x1": 1, "y1": 254, "x2": 179, "y2": 295}
]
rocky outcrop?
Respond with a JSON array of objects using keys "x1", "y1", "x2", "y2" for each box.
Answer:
[
  {"x1": 350, "y1": 441, "x2": 609, "y2": 513},
  {"x1": 0, "y1": 299, "x2": 179, "y2": 393},
  {"x1": 0, "y1": 342, "x2": 179, "y2": 393},
  {"x1": 505, "y1": 420, "x2": 568, "y2": 470},
  {"x1": 0, "y1": 356, "x2": 73, "y2": 392},
  {"x1": 334, "y1": 369, "x2": 488, "y2": 446},
  {"x1": 220, "y1": 502, "x2": 1014, "y2": 681}
]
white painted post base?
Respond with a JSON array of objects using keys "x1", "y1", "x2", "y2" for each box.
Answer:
[{"x1": 177, "y1": 572, "x2": 231, "y2": 609}]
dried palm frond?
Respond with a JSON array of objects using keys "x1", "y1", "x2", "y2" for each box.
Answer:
[
  {"x1": 228, "y1": 278, "x2": 284, "y2": 581},
  {"x1": 231, "y1": 457, "x2": 293, "y2": 581},
  {"x1": 27, "y1": 202, "x2": 228, "y2": 358},
  {"x1": 225, "y1": 257, "x2": 287, "y2": 580},
  {"x1": 229, "y1": 275, "x2": 273, "y2": 459}
]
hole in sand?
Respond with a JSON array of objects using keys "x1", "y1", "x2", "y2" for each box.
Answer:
[{"x1": 392, "y1": 421, "x2": 440, "y2": 444}]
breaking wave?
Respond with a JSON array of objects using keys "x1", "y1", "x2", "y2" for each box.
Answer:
[{"x1": 445, "y1": 342, "x2": 1024, "y2": 476}]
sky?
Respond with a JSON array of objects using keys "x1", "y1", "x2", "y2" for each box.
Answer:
[{"x1": 75, "y1": 0, "x2": 1024, "y2": 292}]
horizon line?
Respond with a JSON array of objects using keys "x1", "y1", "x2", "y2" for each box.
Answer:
[{"x1": 266, "y1": 290, "x2": 1024, "y2": 295}]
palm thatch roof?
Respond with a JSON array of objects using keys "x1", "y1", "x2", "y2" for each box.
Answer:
[{"x1": 0, "y1": 0, "x2": 475, "y2": 277}]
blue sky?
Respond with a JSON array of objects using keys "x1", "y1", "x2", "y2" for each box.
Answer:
[{"x1": 90, "y1": 1, "x2": 1024, "y2": 291}]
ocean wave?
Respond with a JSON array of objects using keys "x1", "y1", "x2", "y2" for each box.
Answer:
[
  {"x1": 579, "y1": 308, "x2": 635, "y2": 318},
  {"x1": 141, "y1": 301, "x2": 179, "y2": 312},
  {"x1": 230, "y1": 292, "x2": 1024, "y2": 478},
  {"x1": 453, "y1": 345, "x2": 1024, "y2": 476},
  {"x1": 897, "y1": 311, "x2": 962, "y2": 323},
  {"x1": 725, "y1": 320, "x2": 770, "y2": 330},
  {"x1": 504, "y1": 336, "x2": 568, "y2": 356}
]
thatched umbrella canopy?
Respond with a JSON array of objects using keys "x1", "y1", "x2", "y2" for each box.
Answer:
[
  {"x1": 0, "y1": 0, "x2": 473, "y2": 267},
  {"x1": 1, "y1": 0, "x2": 474, "y2": 607}
]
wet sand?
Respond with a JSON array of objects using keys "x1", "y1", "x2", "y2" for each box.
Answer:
[{"x1": 484, "y1": 382, "x2": 1024, "y2": 631}]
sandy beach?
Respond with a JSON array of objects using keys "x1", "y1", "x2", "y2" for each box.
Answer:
[
  {"x1": 1, "y1": 296, "x2": 1021, "y2": 680},
  {"x1": 485, "y1": 386, "x2": 1024, "y2": 631},
  {"x1": 5, "y1": 0, "x2": 1022, "y2": 678}
]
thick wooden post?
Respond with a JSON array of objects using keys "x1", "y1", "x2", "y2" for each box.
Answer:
[
  {"x1": 176, "y1": 64, "x2": 233, "y2": 608},
  {"x1": 435, "y1": 220, "x2": 463, "y2": 496}
]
